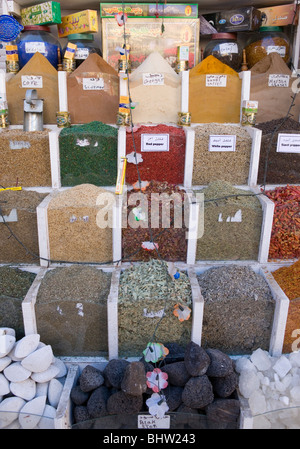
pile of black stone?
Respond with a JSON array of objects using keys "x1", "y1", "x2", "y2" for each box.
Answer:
[{"x1": 70, "y1": 342, "x2": 240, "y2": 429}]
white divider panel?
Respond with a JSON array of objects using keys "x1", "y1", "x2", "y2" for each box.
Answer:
[
  {"x1": 22, "y1": 267, "x2": 48, "y2": 335},
  {"x1": 187, "y1": 267, "x2": 204, "y2": 346},
  {"x1": 49, "y1": 129, "x2": 62, "y2": 189},
  {"x1": 55, "y1": 364, "x2": 80, "y2": 429},
  {"x1": 239, "y1": 70, "x2": 251, "y2": 121},
  {"x1": 36, "y1": 193, "x2": 53, "y2": 267},
  {"x1": 247, "y1": 126, "x2": 262, "y2": 187},
  {"x1": 183, "y1": 127, "x2": 195, "y2": 189}
]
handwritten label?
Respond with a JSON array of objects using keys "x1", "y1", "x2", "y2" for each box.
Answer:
[
  {"x1": 141, "y1": 134, "x2": 169, "y2": 152},
  {"x1": 209, "y1": 135, "x2": 236, "y2": 152},
  {"x1": 219, "y1": 43, "x2": 238, "y2": 55},
  {"x1": 277, "y1": 133, "x2": 300, "y2": 153},
  {"x1": 143, "y1": 308, "x2": 165, "y2": 318},
  {"x1": 138, "y1": 415, "x2": 170, "y2": 429},
  {"x1": 82, "y1": 78, "x2": 104, "y2": 90},
  {"x1": 267, "y1": 45, "x2": 286, "y2": 57},
  {"x1": 0, "y1": 209, "x2": 18, "y2": 223},
  {"x1": 206, "y1": 75, "x2": 227, "y2": 87},
  {"x1": 25, "y1": 42, "x2": 46, "y2": 54},
  {"x1": 268, "y1": 74, "x2": 290, "y2": 87},
  {"x1": 9, "y1": 140, "x2": 31, "y2": 150},
  {"x1": 143, "y1": 73, "x2": 164, "y2": 86},
  {"x1": 21, "y1": 75, "x2": 43, "y2": 89},
  {"x1": 75, "y1": 48, "x2": 89, "y2": 59}
]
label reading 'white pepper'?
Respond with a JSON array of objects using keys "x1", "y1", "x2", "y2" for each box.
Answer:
[
  {"x1": 206, "y1": 74, "x2": 227, "y2": 87},
  {"x1": 209, "y1": 135, "x2": 236, "y2": 152}
]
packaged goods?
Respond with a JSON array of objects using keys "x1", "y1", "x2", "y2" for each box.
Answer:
[
  {"x1": 57, "y1": 10, "x2": 98, "y2": 38},
  {"x1": 21, "y1": 2, "x2": 61, "y2": 26},
  {"x1": 202, "y1": 7, "x2": 262, "y2": 32}
]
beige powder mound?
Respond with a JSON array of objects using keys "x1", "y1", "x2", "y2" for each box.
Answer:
[{"x1": 129, "y1": 52, "x2": 181, "y2": 124}]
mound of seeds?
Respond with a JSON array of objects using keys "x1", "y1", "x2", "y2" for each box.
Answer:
[
  {"x1": 0, "y1": 267, "x2": 36, "y2": 339},
  {"x1": 194, "y1": 181, "x2": 263, "y2": 261},
  {"x1": 35, "y1": 265, "x2": 112, "y2": 356},
  {"x1": 197, "y1": 265, "x2": 275, "y2": 355},
  {"x1": 118, "y1": 259, "x2": 192, "y2": 356},
  {"x1": 192, "y1": 124, "x2": 253, "y2": 185}
]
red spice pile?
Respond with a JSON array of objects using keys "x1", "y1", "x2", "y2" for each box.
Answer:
[
  {"x1": 125, "y1": 124, "x2": 186, "y2": 185},
  {"x1": 265, "y1": 185, "x2": 300, "y2": 260},
  {"x1": 122, "y1": 180, "x2": 188, "y2": 262}
]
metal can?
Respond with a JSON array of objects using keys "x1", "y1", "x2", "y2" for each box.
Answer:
[
  {"x1": 62, "y1": 58, "x2": 76, "y2": 73},
  {"x1": 177, "y1": 112, "x2": 191, "y2": 127}
]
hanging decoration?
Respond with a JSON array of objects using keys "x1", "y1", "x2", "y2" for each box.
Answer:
[
  {"x1": 141, "y1": 241, "x2": 159, "y2": 251},
  {"x1": 146, "y1": 368, "x2": 168, "y2": 393},
  {"x1": 173, "y1": 303, "x2": 191, "y2": 322},
  {"x1": 143, "y1": 342, "x2": 169, "y2": 363},
  {"x1": 115, "y1": 11, "x2": 127, "y2": 26},
  {"x1": 146, "y1": 393, "x2": 169, "y2": 419}
]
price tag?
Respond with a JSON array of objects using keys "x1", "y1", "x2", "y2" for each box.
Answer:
[
  {"x1": 267, "y1": 45, "x2": 286, "y2": 57},
  {"x1": 268, "y1": 74, "x2": 290, "y2": 87},
  {"x1": 75, "y1": 48, "x2": 89, "y2": 59},
  {"x1": 141, "y1": 134, "x2": 169, "y2": 152},
  {"x1": 138, "y1": 415, "x2": 170, "y2": 429},
  {"x1": 143, "y1": 73, "x2": 164, "y2": 86},
  {"x1": 25, "y1": 42, "x2": 46, "y2": 54},
  {"x1": 209, "y1": 135, "x2": 236, "y2": 152},
  {"x1": 277, "y1": 133, "x2": 300, "y2": 153},
  {"x1": 206, "y1": 75, "x2": 227, "y2": 87},
  {"x1": 21, "y1": 75, "x2": 43, "y2": 89},
  {"x1": 82, "y1": 78, "x2": 104, "y2": 90}
]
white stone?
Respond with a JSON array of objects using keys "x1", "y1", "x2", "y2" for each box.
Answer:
[
  {"x1": 261, "y1": 376, "x2": 270, "y2": 387},
  {"x1": 14, "y1": 334, "x2": 40, "y2": 359},
  {"x1": 273, "y1": 355, "x2": 292, "y2": 378},
  {"x1": 10, "y1": 378, "x2": 36, "y2": 401},
  {"x1": 253, "y1": 415, "x2": 272, "y2": 429},
  {"x1": 31, "y1": 364, "x2": 60, "y2": 383},
  {"x1": 289, "y1": 351, "x2": 300, "y2": 368},
  {"x1": 238, "y1": 369, "x2": 260, "y2": 398},
  {"x1": 7, "y1": 346, "x2": 23, "y2": 362},
  {"x1": 19, "y1": 395, "x2": 46, "y2": 429},
  {"x1": 248, "y1": 390, "x2": 267, "y2": 415},
  {"x1": 290, "y1": 386, "x2": 300, "y2": 403},
  {"x1": 280, "y1": 396, "x2": 290, "y2": 406},
  {"x1": 235, "y1": 357, "x2": 257, "y2": 374},
  {"x1": 3, "y1": 419, "x2": 22, "y2": 429},
  {"x1": 0, "y1": 396, "x2": 26, "y2": 429},
  {"x1": 53, "y1": 357, "x2": 67, "y2": 378},
  {"x1": 0, "y1": 356, "x2": 11, "y2": 372},
  {"x1": 4, "y1": 362, "x2": 31, "y2": 382},
  {"x1": 21, "y1": 345, "x2": 53, "y2": 373},
  {"x1": 35, "y1": 381, "x2": 49, "y2": 397},
  {"x1": 0, "y1": 334, "x2": 16, "y2": 357},
  {"x1": 0, "y1": 373, "x2": 10, "y2": 396},
  {"x1": 250, "y1": 348, "x2": 272, "y2": 371},
  {"x1": 38, "y1": 404, "x2": 56, "y2": 429},
  {"x1": 0, "y1": 328, "x2": 15, "y2": 337},
  {"x1": 48, "y1": 378, "x2": 63, "y2": 408}
]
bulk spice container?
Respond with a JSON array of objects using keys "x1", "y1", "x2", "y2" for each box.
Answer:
[
  {"x1": 62, "y1": 33, "x2": 102, "y2": 68},
  {"x1": 203, "y1": 33, "x2": 243, "y2": 71},
  {"x1": 245, "y1": 26, "x2": 290, "y2": 69},
  {"x1": 16, "y1": 25, "x2": 62, "y2": 69}
]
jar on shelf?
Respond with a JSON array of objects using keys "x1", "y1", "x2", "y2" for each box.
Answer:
[
  {"x1": 244, "y1": 26, "x2": 290, "y2": 69},
  {"x1": 63, "y1": 34, "x2": 102, "y2": 68},
  {"x1": 16, "y1": 25, "x2": 62, "y2": 70},
  {"x1": 203, "y1": 33, "x2": 243, "y2": 71}
]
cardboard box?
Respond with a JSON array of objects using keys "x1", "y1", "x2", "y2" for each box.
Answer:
[
  {"x1": 21, "y1": 1, "x2": 61, "y2": 26},
  {"x1": 57, "y1": 10, "x2": 98, "y2": 38},
  {"x1": 259, "y1": 3, "x2": 298, "y2": 27},
  {"x1": 203, "y1": 7, "x2": 262, "y2": 32},
  {"x1": 100, "y1": 3, "x2": 198, "y2": 18}
]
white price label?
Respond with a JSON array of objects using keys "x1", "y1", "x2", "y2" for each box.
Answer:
[
  {"x1": 268, "y1": 74, "x2": 290, "y2": 87},
  {"x1": 219, "y1": 43, "x2": 238, "y2": 55},
  {"x1": 267, "y1": 45, "x2": 286, "y2": 57},
  {"x1": 141, "y1": 134, "x2": 169, "y2": 152},
  {"x1": 21, "y1": 75, "x2": 43, "y2": 89},
  {"x1": 277, "y1": 133, "x2": 300, "y2": 153},
  {"x1": 75, "y1": 48, "x2": 89, "y2": 59},
  {"x1": 143, "y1": 73, "x2": 164, "y2": 86},
  {"x1": 206, "y1": 74, "x2": 227, "y2": 87},
  {"x1": 138, "y1": 415, "x2": 170, "y2": 429},
  {"x1": 209, "y1": 135, "x2": 236, "y2": 152},
  {"x1": 25, "y1": 42, "x2": 46, "y2": 54},
  {"x1": 82, "y1": 78, "x2": 104, "y2": 90}
]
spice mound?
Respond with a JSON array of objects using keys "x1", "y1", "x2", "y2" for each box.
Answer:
[
  {"x1": 264, "y1": 185, "x2": 300, "y2": 260},
  {"x1": 0, "y1": 267, "x2": 36, "y2": 339},
  {"x1": 194, "y1": 181, "x2": 263, "y2": 261},
  {"x1": 59, "y1": 121, "x2": 118, "y2": 187},
  {"x1": 118, "y1": 259, "x2": 192, "y2": 356},
  {"x1": 35, "y1": 265, "x2": 112, "y2": 356},
  {"x1": 197, "y1": 265, "x2": 275, "y2": 354}
]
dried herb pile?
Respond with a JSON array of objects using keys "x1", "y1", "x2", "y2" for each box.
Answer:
[
  {"x1": 118, "y1": 259, "x2": 192, "y2": 356},
  {"x1": 35, "y1": 265, "x2": 112, "y2": 356},
  {"x1": 192, "y1": 124, "x2": 253, "y2": 185},
  {"x1": 265, "y1": 185, "x2": 300, "y2": 260},
  {"x1": 0, "y1": 267, "x2": 36, "y2": 339},
  {"x1": 197, "y1": 265, "x2": 275, "y2": 354},
  {"x1": 255, "y1": 117, "x2": 300, "y2": 185},
  {"x1": 122, "y1": 181, "x2": 188, "y2": 262},
  {"x1": 59, "y1": 121, "x2": 118, "y2": 187},
  {"x1": 194, "y1": 181, "x2": 263, "y2": 261}
]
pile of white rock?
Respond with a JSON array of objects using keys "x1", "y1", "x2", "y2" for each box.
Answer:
[
  {"x1": 236, "y1": 348, "x2": 300, "y2": 429},
  {"x1": 0, "y1": 328, "x2": 67, "y2": 429}
]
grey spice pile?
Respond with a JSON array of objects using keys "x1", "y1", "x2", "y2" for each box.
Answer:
[
  {"x1": 197, "y1": 265, "x2": 275, "y2": 355},
  {"x1": 118, "y1": 260, "x2": 192, "y2": 356},
  {"x1": 71, "y1": 342, "x2": 240, "y2": 429}
]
